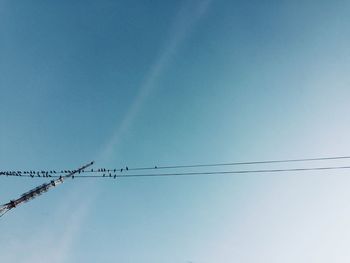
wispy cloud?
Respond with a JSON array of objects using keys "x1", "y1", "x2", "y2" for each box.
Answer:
[{"x1": 99, "y1": 0, "x2": 213, "y2": 163}]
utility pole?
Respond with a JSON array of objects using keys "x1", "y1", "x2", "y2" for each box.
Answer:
[{"x1": 0, "y1": 161, "x2": 94, "y2": 218}]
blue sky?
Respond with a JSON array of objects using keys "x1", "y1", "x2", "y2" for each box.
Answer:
[{"x1": 1, "y1": 0, "x2": 350, "y2": 262}]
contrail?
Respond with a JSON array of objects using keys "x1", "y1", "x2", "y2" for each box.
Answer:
[{"x1": 98, "y1": 0, "x2": 213, "y2": 163}]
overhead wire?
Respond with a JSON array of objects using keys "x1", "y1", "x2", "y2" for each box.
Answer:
[
  {"x1": 114, "y1": 155, "x2": 350, "y2": 171},
  {"x1": 2, "y1": 155, "x2": 350, "y2": 177},
  {"x1": 2, "y1": 164, "x2": 350, "y2": 179}
]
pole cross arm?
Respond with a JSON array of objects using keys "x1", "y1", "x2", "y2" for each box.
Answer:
[{"x1": 0, "y1": 161, "x2": 94, "y2": 218}]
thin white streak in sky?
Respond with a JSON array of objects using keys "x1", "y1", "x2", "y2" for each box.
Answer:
[
  {"x1": 47, "y1": 203, "x2": 90, "y2": 263},
  {"x1": 98, "y1": 0, "x2": 213, "y2": 162}
]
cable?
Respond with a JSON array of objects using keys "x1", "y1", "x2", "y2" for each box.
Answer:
[
  {"x1": 0, "y1": 208, "x2": 10, "y2": 218},
  {"x1": 120, "y1": 155, "x2": 350, "y2": 171},
  {"x1": 77, "y1": 165, "x2": 350, "y2": 178},
  {"x1": 3, "y1": 165, "x2": 350, "y2": 179},
  {"x1": 2, "y1": 155, "x2": 350, "y2": 176}
]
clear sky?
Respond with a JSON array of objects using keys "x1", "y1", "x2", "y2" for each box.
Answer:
[{"x1": 1, "y1": 0, "x2": 350, "y2": 262}]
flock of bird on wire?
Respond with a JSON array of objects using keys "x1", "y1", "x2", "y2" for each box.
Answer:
[
  {"x1": 0, "y1": 166, "x2": 133, "y2": 179},
  {"x1": 2, "y1": 155, "x2": 350, "y2": 180}
]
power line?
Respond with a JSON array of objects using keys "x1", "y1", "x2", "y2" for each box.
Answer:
[
  {"x1": 63, "y1": 165, "x2": 350, "y2": 178},
  {"x1": 3, "y1": 164, "x2": 350, "y2": 179},
  {"x1": 2, "y1": 155, "x2": 350, "y2": 177},
  {"x1": 120, "y1": 155, "x2": 350, "y2": 171}
]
